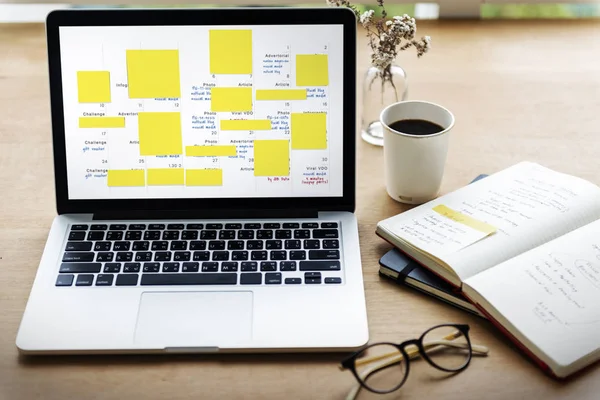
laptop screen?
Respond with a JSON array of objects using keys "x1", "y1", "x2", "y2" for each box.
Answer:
[{"x1": 58, "y1": 24, "x2": 344, "y2": 201}]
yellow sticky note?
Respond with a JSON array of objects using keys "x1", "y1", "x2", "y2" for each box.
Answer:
[
  {"x1": 186, "y1": 146, "x2": 237, "y2": 157},
  {"x1": 254, "y1": 140, "x2": 289, "y2": 176},
  {"x1": 147, "y1": 168, "x2": 184, "y2": 186},
  {"x1": 209, "y1": 30, "x2": 252, "y2": 74},
  {"x1": 138, "y1": 112, "x2": 182, "y2": 156},
  {"x1": 256, "y1": 89, "x2": 307, "y2": 101},
  {"x1": 186, "y1": 169, "x2": 223, "y2": 186},
  {"x1": 79, "y1": 117, "x2": 125, "y2": 128},
  {"x1": 296, "y1": 54, "x2": 329, "y2": 86},
  {"x1": 107, "y1": 170, "x2": 145, "y2": 187},
  {"x1": 220, "y1": 120, "x2": 271, "y2": 131},
  {"x1": 291, "y1": 113, "x2": 327, "y2": 150},
  {"x1": 433, "y1": 205, "x2": 497, "y2": 235},
  {"x1": 77, "y1": 71, "x2": 111, "y2": 103},
  {"x1": 126, "y1": 50, "x2": 181, "y2": 98},
  {"x1": 211, "y1": 87, "x2": 253, "y2": 112}
]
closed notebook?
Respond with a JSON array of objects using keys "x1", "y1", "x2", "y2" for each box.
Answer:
[
  {"x1": 379, "y1": 248, "x2": 484, "y2": 317},
  {"x1": 376, "y1": 161, "x2": 600, "y2": 378}
]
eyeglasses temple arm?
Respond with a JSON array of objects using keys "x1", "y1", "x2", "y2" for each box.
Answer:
[
  {"x1": 352, "y1": 338, "x2": 489, "y2": 368},
  {"x1": 423, "y1": 340, "x2": 489, "y2": 355},
  {"x1": 350, "y1": 332, "x2": 457, "y2": 368}
]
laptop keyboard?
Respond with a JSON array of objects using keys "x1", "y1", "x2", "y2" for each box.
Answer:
[{"x1": 56, "y1": 222, "x2": 342, "y2": 287}]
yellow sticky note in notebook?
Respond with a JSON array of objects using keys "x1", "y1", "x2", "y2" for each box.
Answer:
[
  {"x1": 433, "y1": 205, "x2": 497, "y2": 235},
  {"x1": 390, "y1": 204, "x2": 497, "y2": 258}
]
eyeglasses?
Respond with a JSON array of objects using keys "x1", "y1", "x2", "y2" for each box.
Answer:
[{"x1": 339, "y1": 324, "x2": 489, "y2": 399}]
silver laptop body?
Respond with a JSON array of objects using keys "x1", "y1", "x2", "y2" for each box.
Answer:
[{"x1": 17, "y1": 7, "x2": 369, "y2": 354}]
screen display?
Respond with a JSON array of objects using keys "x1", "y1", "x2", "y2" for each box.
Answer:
[{"x1": 58, "y1": 25, "x2": 344, "y2": 200}]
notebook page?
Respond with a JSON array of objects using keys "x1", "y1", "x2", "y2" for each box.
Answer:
[
  {"x1": 464, "y1": 218, "x2": 600, "y2": 370},
  {"x1": 380, "y1": 162, "x2": 600, "y2": 280}
]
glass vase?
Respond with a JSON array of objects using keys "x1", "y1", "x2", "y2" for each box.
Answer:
[{"x1": 361, "y1": 64, "x2": 408, "y2": 146}]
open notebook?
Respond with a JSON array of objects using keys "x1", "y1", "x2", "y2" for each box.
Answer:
[{"x1": 376, "y1": 162, "x2": 600, "y2": 378}]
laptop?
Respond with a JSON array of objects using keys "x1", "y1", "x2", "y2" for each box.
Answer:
[{"x1": 16, "y1": 7, "x2": 369, "y2": 354}]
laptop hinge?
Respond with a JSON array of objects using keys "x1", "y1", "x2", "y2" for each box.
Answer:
[{"x1": 93, "y1": 208, "x2": 320, "y2": 221}]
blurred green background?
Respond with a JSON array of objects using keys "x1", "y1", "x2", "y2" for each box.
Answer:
[
  {"x1": 112, "y1": 3, "x2": 600, "y2": 19},
  {"x1": 351, "y1": 3, "x2": 600, "y2": 19},
  {"x1": 481, "y1": 3, "x2": 600, "y2": 18}
]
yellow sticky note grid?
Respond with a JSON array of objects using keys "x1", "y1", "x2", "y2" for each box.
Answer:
[
  {"x1": 220, "y1": 119, "x2": 271, "y2": 131},
  {"x1": 79, "y1": 117, "x2": 125, "y2": 129},
  {"x1": 291, "y1": 113, "x2": 327, "y2": 150},
  {"x1": 254, "y1": 140, "x2": 289, "y2": 177},
  {"x1": 433, "y1": 205, "x2": 497, "y2": 235},
  {"x1": 211, "y1": 87, "x2": 252, "y2": 112},
  {"x1": 107, "y1": 170, "x2": 145, "y2": 187},
  {"x1": 77, "y1": 71, "x2": 111, "y2": 103},
  {"x1": 256, "y1": 89, "x2": 307, "y2": 101},
  {"x1": 147, "y1": 168, "x2": 184, "y2": 186},
  {"x1": 186, "y1": 145, "x2": 237, "y2": 157},
  {"x1": 186, "y1": 169, "x2": 223, "y2": 186},
  {"x1": 138, "y1": 112, "x2": 182, "y2": 156},
  {"x1": 209, "y1": 30, "x2": 252, "y2": 75},
  {"x1": 296, "y1": 54, "x2": 329, "y2": 87},
  {"x1": 126, "y1": 50, "x2": 181, "y2": 99}
]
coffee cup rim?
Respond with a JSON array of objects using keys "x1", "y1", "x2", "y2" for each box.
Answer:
[{"x1": 379, "y1": 100, "x2": 455, "y2": 139}]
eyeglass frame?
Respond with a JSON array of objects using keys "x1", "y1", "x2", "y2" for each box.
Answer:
[{"x1": 339, "y1": 323, "x2": 474, "y2": 395}]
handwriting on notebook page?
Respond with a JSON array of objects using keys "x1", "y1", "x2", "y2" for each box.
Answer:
[
  {"x1": 392, "y1": 205, "x2": 496, "y2": 257},
  {"x1": 456, "y1": 174, "x2": 579, "y2": 238},
  {"x1": 526, "y1": 248, "x2": 600, "y2": 327}
]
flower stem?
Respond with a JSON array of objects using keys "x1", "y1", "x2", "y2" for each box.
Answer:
[{"x1": 370, "y1": 65, "x2": 399, "y2": 104}]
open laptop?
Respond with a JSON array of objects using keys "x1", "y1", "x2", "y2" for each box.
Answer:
[{"x1": 16, "y1": 7, "x2": 369, "y2": 354}]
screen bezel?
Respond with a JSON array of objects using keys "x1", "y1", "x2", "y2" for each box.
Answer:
[{"x1": 46, "y1": 8, "x2": 357, "y2": 215}]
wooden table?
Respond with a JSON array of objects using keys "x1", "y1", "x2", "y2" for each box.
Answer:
[{"x1": 2, "y1": 19, "x2": 600, "y2": 400}]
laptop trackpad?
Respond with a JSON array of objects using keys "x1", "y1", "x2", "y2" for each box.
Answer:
[{"x1": 134, "y1": 291, "x2": 253, "y2": 348}]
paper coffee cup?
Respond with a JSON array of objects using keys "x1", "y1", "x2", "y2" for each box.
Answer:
[{"x1": 380, "y1": 100, "x2": 455, "y2": 204}]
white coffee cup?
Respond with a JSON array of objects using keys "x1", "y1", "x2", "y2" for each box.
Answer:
[{"x1": 380, "y1": 100, "x2": 455, "y2": 204}]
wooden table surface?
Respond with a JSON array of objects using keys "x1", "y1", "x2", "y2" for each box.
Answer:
[{"x1": 2, "y1": 19, "x2": 600, "y2": 400}]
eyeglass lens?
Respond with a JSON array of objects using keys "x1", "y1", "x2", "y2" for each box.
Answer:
[
  {"x1": 422, "y1": 325, "x2": 471, "y2": 371},
  {"x1": 354, "y1": 343, "x2": 407, "y2": 393}
]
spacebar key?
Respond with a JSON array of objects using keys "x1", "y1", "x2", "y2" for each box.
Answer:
[
  {"x1": 141, "y1": 273, "x2": 237, "y2": 285},
  {"x1": 299, "y1": 261, "x2": 341, "y2": 271}
]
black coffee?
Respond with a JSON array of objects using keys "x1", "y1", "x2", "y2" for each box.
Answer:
[{"x1": 388, "y1": 119, "x2": 444, "y2": 136}]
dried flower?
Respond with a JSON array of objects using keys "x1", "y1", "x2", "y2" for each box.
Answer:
[
  {"x1": 327, "y1": 1, "x2": 431, "y2": 71},
  {"x1": 327, "y1": 0, "x2": 361, "y2": 17},
  {"x1": 359, "y1": 10, "x2": 374, "y2": 27}
]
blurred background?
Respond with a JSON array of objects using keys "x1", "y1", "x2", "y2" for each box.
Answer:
[{"x1": 1, "y1": 2, "x2": 600, "y2": 23}]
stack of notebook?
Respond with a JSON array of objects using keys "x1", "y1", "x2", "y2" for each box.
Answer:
[
  {"x1": 377, "y1": 163, "x2": 600, "y2": 378},
  {"x1": 378, "y1": 174, "x2": 488, "y2": 318}
]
